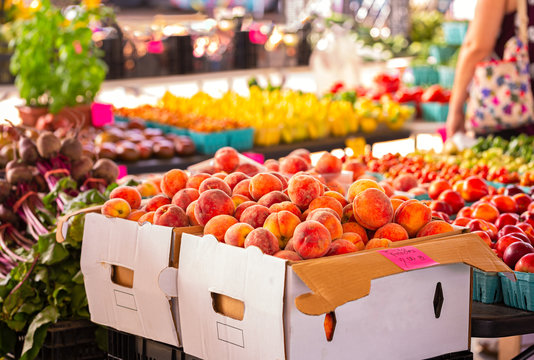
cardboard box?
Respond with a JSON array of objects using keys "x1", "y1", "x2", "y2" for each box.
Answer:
[
  {"x1": 177, "y1": 232, "x2": 511, "y2": 360},
  {"x1": 80, "y1": 213, "x2": 202, "y2": 347}
]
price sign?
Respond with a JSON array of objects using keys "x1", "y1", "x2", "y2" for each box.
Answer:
[
  {"x1": 91, "y1": 102, "x2": 114, "y2": 127},
  {"x1": 117, "y1": 165, "x2": 128, "y2": 180},
  {"x1": 379, "y1": 246, "x2": 438, "y2": 271}
]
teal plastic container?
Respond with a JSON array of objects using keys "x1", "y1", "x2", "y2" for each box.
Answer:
[
  {"x1": 438, "y1": 66, "x2": 456, "y2": 89},
  {"x1": 429, "y1": 45, "x2": 457, "y2": 65},
  {"x1": 114, "y1": 115, "x2": 130, "y2": 123},
  {"x1": 421, "y1": 102, "x2": 449, "y2": 122},
  {"x1": 410, "y1": 66, "x2": 439, "y2": 86},
  {"x1": 443, "y1": 21, "x2": 469, "y2": 46},
  {"x1": 500, "y1": 271, "x2": 534, "y2": 311},
  {"x1": 472, "y1": 269, "x2": 503, "y2": 304},
  {"x1": 227, "y1": 128, "x2": 254, "y2": 151},
  {"x1": 189, "y1": 131, "x2": 229, "y2": 155}
]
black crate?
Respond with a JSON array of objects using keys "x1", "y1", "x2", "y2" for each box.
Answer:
[{"x1": 107, "y1": 328, "x2": 183, "y2": 360}]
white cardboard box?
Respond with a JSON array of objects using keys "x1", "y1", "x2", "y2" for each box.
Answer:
[
  {"x1": 80, "y1": 213, "x2": 201, "y2": 347},
  {"x1": 177, "y1": 233, "x2": 511, "y2": 360}
]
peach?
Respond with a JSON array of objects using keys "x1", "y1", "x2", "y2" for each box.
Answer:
[
  {"x1": 257, "y1": 191, "x2": 289, "y2": 208},
  {"x1": 127, "y1": 209, "x2": 147, "y2": 221},
  {"x1": 374, "y1": 223, "x2": 409, "y2": 242},
  {"x1": 347, "y1": 179, "x2": 385, "y2": 202},
  {"x1": 326, "y1": 239, "x2": 358, "y2": 256},
  {"x1": 232, "y1": 179, "x2": 253, "y2": 200},
  {"x1": 457, "y1": 207, "x2": 473, "y2": 218},
  {"x1": 513, "y1": 193, "x2": 532, "y2": 213},
  {"x1": 433, "y1": 211, "x2": 451, "y2": 223},
  {"x1": 428, "y1": 179, "x2": 452, "y2": 200},
  {"x1": 264, "y1": 159, "x2": 280, "y2": 172},
  {"x1": 194, "y1": 189, "x2": 235, "y2": 226},
  {"x1": 138, "y1": 211, "x2": 155, "y2": 224},
  {"x1": 280, "y1": 155, "x2": 309, "y2": 175},
  {"x1": 284, "y1": 238, "x2": 295, "y2": 251},
  {"x1": 214, "y1": 146, "x2": 239, "y2": 173},
  {"x1": 342, "y1": 204, "x2": 355, "y2": 223},
  {"x1": 453, "y1": 181, "x2": 464, "y2": 193},
  {"x1": 249, "y1": 173, "x2": 283, "y2": 201},
  {"x1": 342, "y1": 222, "x2": 369, "y2": 244},
  {"x1": 343, "y1": 160, "x2": 367, "y2": 181},
  {"x1": 244, "y1": 228, "x2": 279, "y2": 255},
  {"x1": 341, "y1": 232, "x2": 365, "y2": 251},
  {"x1": 315, "y1": 152, "x2": 342, "y2": 174},
  {"x1": 353, "y1": 188, "x2": 393, "y2": 230},
  {"x1": 287, "y1": 174, "x2": 324, "y2": 209},
  {"x1": 416, "y1": 220, "x2": 454, "y2": 237},
  {"x1": 438, "y1": 190, "x2": 465, "y2": 214},
  {"x1": 204, "y1": 215, "x2": 239, "y2": 242},
  {"x1": 453, "y1": 217, "x2": 471, "y2": 227},
  {"x1": 461, "y1": 176, "x2": 488, "y2": 202},
  {"x1": 186, "y1": 201, "x2": 200, "y2": 226},
  {"x1": 306, "y1": 209, "x2": 343, "y2": 240},
  {"x1": 292, "y1": 220, "x2": 332, "y2": 259},
  {"x1": 199, "y1": 177, "x2": 232, "y2": 196},
  {"x1": 491, "y1": 195, "x2": 517, "y2": 213},
  {"x1": 269, "y1": 172, "x2": 288, "y2": 190},
  {"x1": 110, "y1": 186, "x2": 142, "y2": 210},
  {"x1": 136, "y1": 181, "x2": 159, "y2": 198},
  {"x1": 472, "y1": 203, "x2": 500, "y2": 223},
  {"x1": 391, "y1": 194, "x2": 410, "y2": 201},
  {"x1": 309, "y1": 196, "x2": 344, "y2": 218},
  {"x1": 429, "y1": 201, "x2": 453, "y2": 216},
  {"x1": 393, "y1": 174, "x2": 418, "y2": 192},
  {"x1": 186, "y1": 173, "x2": 211, "y2": 190},
  {"x1": 172, "y1": 188, "x2": 200, "y2": 211},
  {"x1": 289, "y1": 148, "x2": 312, "y2": 166},
  {"x1": 379, "y1": 181, "x2": 395, "y2": 197},
  {"x1": 102, "y1": 198, "x2": 131, "y2": 218},
  {"x1": 391, "y1": 198, "x2": 404, "y2": 213},
  {"x1": 365, "y1": 238, "x2": 392, "y2": 249},
  {"x1": 147, "y1": 175, "x2": 162, "y2": 192},
  {"x1": 269, "y1": 201, "x2": 302, "y2": 218},
  {"x1": 224, "y1": 222, "x2": 254, "y2": 247},
  {"x1": 145, "y1": 194, "x2": 172, "y2": 212},
  {"x1": 274, "y1": 250, "x2": 301, "y2": 261},
  {"x1": 212, "y1": 172, "x2": 228, "y2": 180},
  {"x1": 234, "y1": 201, "x2": 256, "y2": 221},
  {"x1": 240, "y1": 204, "x2": 271, "y2": 228},
  {"x1": 234, "y1": 163, "x2": 260, "y2": 177},
  {"x1": 263, "y1": 210, "x2": 301, "y2": 248},
  {"x1": 325, "y1": 181, "x2": 345, "y2": 196},
  {"x1": 394, "y1": 200, "x2": 432, "y2": 237},
  {"x1": 232, "y1": 194, "x2": 250, "y2": 208},
  {"x1": 224, "y1": 172, "x2": 249, "y2": 190},
  {"x1": 161, "y1": 169, "x2": 188, "y2": 198},
  {"x1": 300, "y1": 209, "x2": 310, "y2": 221},
  {"x1": 154, "y1": 204, "x2": 189, "y2": 227}
]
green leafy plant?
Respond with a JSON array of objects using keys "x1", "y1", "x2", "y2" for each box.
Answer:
[{"x1": 9, "y1": 0, "x2": 113, "y2": 113}]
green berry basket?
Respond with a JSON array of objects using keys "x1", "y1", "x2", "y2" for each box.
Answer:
[
  {"x1": 421, "y1": 102, "x2": 449, "y2": 122},
  {"x1": 500, "y1": 271, "x2": 534, "y2": 311},
  {"x1": 188, "y1": 131, "x2": 230, "y2": 155},
  {"x1": 443, "y1": 21, "x2": 469, "y2": 46},
  {"x1": 410, "y1": 66, "x2": 439, "y2": 86},
  {"x1": 227, "y1": 128, "x2": 254, "y2": 151},
  {"x1": 438, "y1": 66, "x2": 456, "y2": 89},
  {"x1": 472, "y1": 269, "x2": 503, "y2": 304},
  {"x1": 429, "y1": 45, "x2": 458, "y2": 65}
]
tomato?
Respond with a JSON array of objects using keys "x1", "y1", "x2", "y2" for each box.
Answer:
[{"x1": 421, "y1": 85, "x2": 446, "y2": 102}]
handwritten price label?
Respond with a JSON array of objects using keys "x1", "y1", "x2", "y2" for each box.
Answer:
[{"x1": 379, "y1": 246, "x2": 438, "y2": 271}]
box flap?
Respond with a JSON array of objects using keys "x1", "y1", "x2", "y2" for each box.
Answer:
[
  {"x1": 80, "y1": 213, "x2": 180, "y2": 346},
  {"x1": 291, "y1": 233, "x2": 511, "y2": 315}
]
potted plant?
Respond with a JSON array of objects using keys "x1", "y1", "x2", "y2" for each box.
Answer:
[{"x1": 9, "y1": 0, "x2": 113, "y2": 126}]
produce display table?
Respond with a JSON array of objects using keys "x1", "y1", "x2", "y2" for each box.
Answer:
[
  {"x1": 118, "y1": 128, "x2": 412, "y2": 174},
  {"x1": 471, "y1": 302, "x2": 534, "y2": 360}
]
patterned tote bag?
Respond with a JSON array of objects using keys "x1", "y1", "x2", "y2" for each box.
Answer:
[{"x1": 466, "y1": 0, "x2": 534, "y2": 134}]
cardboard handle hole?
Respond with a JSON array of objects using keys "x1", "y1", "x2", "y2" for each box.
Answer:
[
  {"x1": 211, "y1": 292, "x2": 244, "y2": 321},
  {"x1": 111, "y1": 265, "x2": 134, "y2": 289}
]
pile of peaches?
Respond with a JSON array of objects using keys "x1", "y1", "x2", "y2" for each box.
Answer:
[{"x1": 101, "y1": 147, "x2": 453, "y2": 261}]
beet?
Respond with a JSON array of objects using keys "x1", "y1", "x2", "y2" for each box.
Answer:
[
  {"x1": 0, "y1": 180, "x2": 11, "y2": 203},
  {"x1": 92, "y1": 158, "x2": 119, "y2": 185},
  {"x1": 60, "y1": 137, "x2": 83, "y2": 162},
  {"x1": 6, "y1": 166, "x2": 33, "y2": 185},
  {"x1": 36, "y1": 131, "x2": 61, "y2": 159},
  {"x1": 5, "y1": 159, "x2": 24, "y2": 172},
  {"x1": 18, "y1": 137, "x2": 39, "y2": 165},
  {"x1": 0, "y1": 205, "x2": 17, "y2": 224},
  {"x1": 71, "y1": 156, "x2": 94, "y2": 182}
]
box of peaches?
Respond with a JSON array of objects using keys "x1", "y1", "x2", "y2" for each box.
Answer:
[{"x1": 73, "y1": 147, "x2": 511, "y2": 359}]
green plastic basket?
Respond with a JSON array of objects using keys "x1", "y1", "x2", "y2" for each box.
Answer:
[
  {"x1": 421, "y1": 102, "x2": 449, "y2": 122},
  {"x1": 410, "y1": 66, "x2": 439, "y2": 86},
  {"x1": 227, "y1": 128, "x2": 254, "y2": 151},
  {"x1": 443, "y1": 21, "x2": 469, "y2": 46},
  {"x1": 472, "y1": 269, "x2": 502, "y2": 304},
  {"x1": 189, "y1": 131, "x2": 230, "y2": 155},
  {"x1": 438, "y1": 66, "x2": 456, "y2": 89},
  {"x1": 114, "y1": 115, "x2": 130, "y2": 123},
  {"x1": 429, "y1": 45, "x2": 458, "y2": 65},
  {"x1": 500, "y1": 271, "x2": 534, "y2": 311}
]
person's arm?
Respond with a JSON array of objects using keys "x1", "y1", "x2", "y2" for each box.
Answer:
[{"x1": 446, "y1": 0, "x2": 509, "y2": 137}]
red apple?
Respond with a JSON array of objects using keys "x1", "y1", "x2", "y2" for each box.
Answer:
[
  {"x1": 461, "y1": 176, "x2": 489, "y2": 202},
  {"x1": 504, "y1": 185, "x2": 525, "y2": 197},
  {"x1": 428, "y1": 180, "x2": 451, "y2": 200},
  {"x1": 513, "y1": 193, "x2": 532, "y2": 214},
  {"x1": 503, "y1": 242, "x2": 534, "y2": 269},
  {"x1": 495, "y1": 234, "x2": 524, "y2": 258},
  {"x1": 453, "y1": 217, "x2": 471, "y2": 227},
  {"x1": 494, "y1": 213, "x2": 519, "y2": 230},
  {"x1": 515, "y1": 253, "x2": 534, "y2": 272},
  {"x1": 438, "y1": 190, "x2": 465, "y2": 214},
  {"x1": 517, "y1": 222, "x2": 534, "y2": 242},
  {"x1": 430, "y1": 201, "x2": 453, "y2": 216},
  {"x1": 497, "y1": 225, "x2": 526, "y2": 239},
  {"x1": 457, "y1": 207, "x2": 473, "y2": 218},
  {"x1": 520, "y1": 211, "x2": 534, "y2": 228}
]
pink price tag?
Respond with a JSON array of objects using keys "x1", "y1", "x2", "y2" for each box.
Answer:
[
  {"x1": 243, "y1": 152, "x2": 265, "y2": 164},
  {"x1": 117, "y1": 165, "x2": 128, "y2": 180},
  {"x1": 379, "y1": 246, "x2": 438, "y2": 271},
  {"x1": 91, "y1": 102, "x2": 114, "y2": 127}
]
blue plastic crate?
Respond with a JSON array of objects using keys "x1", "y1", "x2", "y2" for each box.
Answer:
[
  {"x1": 500, "y1": 271, "x2": 534, "y2": 311},
  {"x1": 189, "y1": 131, "x2": 229, "y2": 155},
  {"x1": 227, "y1": 128, "x2": 254, "y2": 151},
  {"x1": 438, "y1": 66, "x2": 456, "y2": 89},
  {"x1": 410, "y1": 66, "x2": 439, "y2": 86},
  {"x1": 443, "y1": 21, "x2": 469, "y2": 46},
  {"x1": 429, "y1": 45, "x2": 458, "y2": 65},
  {"x1": 421, "y1": 102, "x2": 449, "y2": 122},
  {"x1": 472, "y1": 269, "x2": 502, "y2": 304}
]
